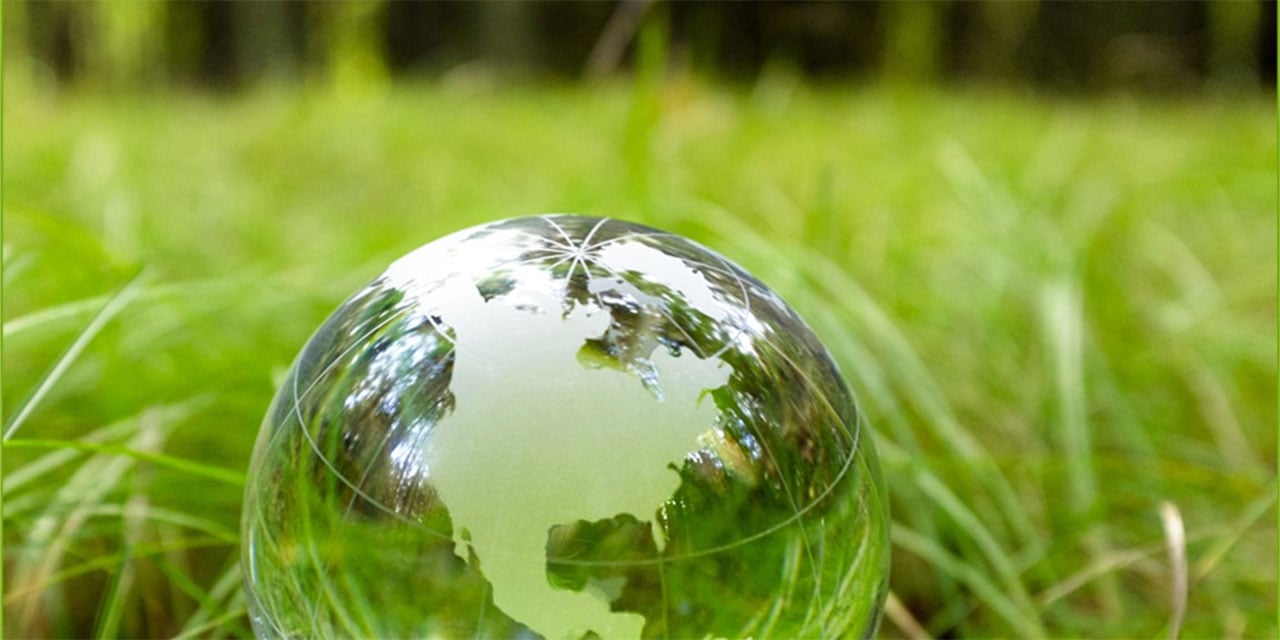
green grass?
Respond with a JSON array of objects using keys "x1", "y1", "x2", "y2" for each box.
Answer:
[{"x1": 3, "y1": 72, "x2": 1276, "y2": 639}]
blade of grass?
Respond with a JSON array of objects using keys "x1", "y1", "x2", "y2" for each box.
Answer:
[
  {"x1": 96, "y1": 411, "x2": 165, "y2": 640},
  {"x1": 892, "y1": 525, "x2": 1043, "y2": 638},
  {"x1": 1159, "y1": 501, "x2": 1187, "y2": 640},
  {"x1": 910, "y1": 461, "x2": 1044, "y2": 635},
  {"x1": 1192, "y1": 481, "x2": 1277, "y2": 581},
  {"x1": 4, "y1": 294, "x2": 113, "y2": 338},
  {"x1": 4, "y1": 439, "x2": 244, "y2": 488},
  {"x1": 92, "y1": 523, "x2": 137, "y2": 639},
  {"x1": 1042, "y1": 278, "x2": 1095, "y2": 525},
  {"x1": 176, "y1": 556, "x2": 248, "y2": 637},
  {"x1": 4, "y1": 535, "x2": 231, "y2": 604},
  {"x1": 3, "y1": 420, "x2": 138, "y2": 497},
  {"x1": 4, "y1": 269, "x2": 149, "y2": 441},
  {"x1": 172, "y1": 606, "x2": 250, "y2": 640},
  {"x1": 1033, "y1": 517, "x2": 1232, "y2": 608},
  {"x1": 3, "y1": 252, "x2": 36, "y2": 287},
  {"x1": 10, "y1": 503, "x2": 238, "y2": 545},
  {"x1": 3, "y1": 397, "x2": 209, "y2": 498},
  {"x1": 883, "y1": 589, "x2": 931, "y2": 640},
  {"x1": 1037, "y1": 548, "x2": 1152, "y2": 608},
  {"x1": 879, "y1": 439, "x2": 1044, "y2": 635},
  {"x1": 3, "y1": 276, "x2": 252, "y2": 339},
  {"x1": 621, "y1": 0, "x2": 667, "y2": 203},
  {"x1": 9, "y1": 433, "x2": 138, "y2": 631},
  {"x1": 1042, "y1": 276, "x2": 1121, "y2": 615},
  {"x1": 7, "y1": 404, "x2": 195, "y2": 635},
  {"x1": 1182, "y1": 364, "x2": 1265, "y2": 477}
]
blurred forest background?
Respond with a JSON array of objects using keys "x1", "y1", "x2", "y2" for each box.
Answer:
[{"x1": 5, "y1": 0, "x2": 1277, "y2": 94}]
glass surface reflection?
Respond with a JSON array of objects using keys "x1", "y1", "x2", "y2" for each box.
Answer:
[{"x1": 242, "y1": 215, "x2": 888, "y2": 639}]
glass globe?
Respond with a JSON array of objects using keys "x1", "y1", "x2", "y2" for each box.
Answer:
[{"x1": 242, "y1": 215, "x2": 888, "y2": 639}]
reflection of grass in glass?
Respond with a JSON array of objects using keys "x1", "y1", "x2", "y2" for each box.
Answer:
[
  {"x1": 248, "y1": 434, "x2": 530, "y2": 636},
  {"x1": 4, "y1": 78, "x2": 1275, "y2": 638},
  {"x1": 244, "y1": 333, "x2": 537, "y2": 637}
]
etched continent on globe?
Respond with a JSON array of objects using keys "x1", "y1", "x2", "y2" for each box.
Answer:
[
  {"x1": 242, "y1": 216, "x2": 889, "y2": 639},
  {"x1": 427, "y1": 264, "x2": 728, "y2": 638}
]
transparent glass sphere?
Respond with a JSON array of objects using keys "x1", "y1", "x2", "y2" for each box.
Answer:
[{"x1": 242, "y1": 215, "x2": 888, "y2": 639}]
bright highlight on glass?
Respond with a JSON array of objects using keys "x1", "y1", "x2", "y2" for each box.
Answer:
[{"x1": 242, "y1": 215, "x2": 889, "y2": 638}]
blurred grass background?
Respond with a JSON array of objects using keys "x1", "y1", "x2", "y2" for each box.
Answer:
[{"x1": 3, "y1": 2, "x2": 1277, "y2": 638}]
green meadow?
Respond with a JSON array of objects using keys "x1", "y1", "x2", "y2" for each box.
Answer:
[{"x1": 4, "y1": 75, "x2": 1275, "y2": 638}]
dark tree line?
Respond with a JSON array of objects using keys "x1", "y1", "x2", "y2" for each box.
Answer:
[{"x1": 6, "y1": 1, "x2": 1275, "y2": 93}]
